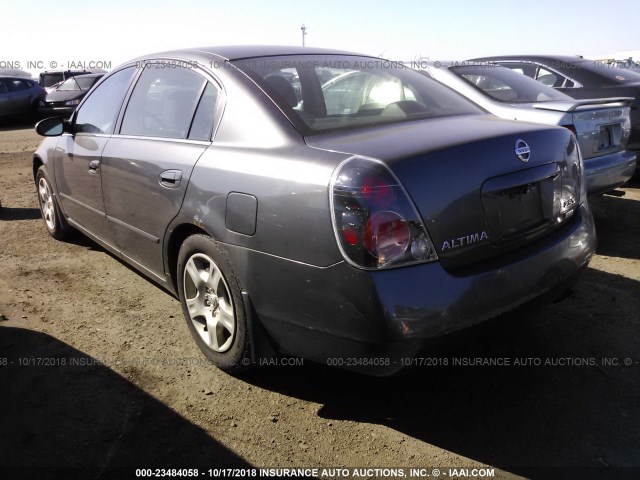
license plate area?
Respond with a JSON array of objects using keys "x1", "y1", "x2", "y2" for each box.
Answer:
[
  {"x1": 495, "y1": 182, "x2": 545, "y2": 239},
  {"x1": 597, "y1": 125, "x2": 613, "y2": 151},
  {"x1": 482, "y1": 163, "x2": 562, "y2": 244}
]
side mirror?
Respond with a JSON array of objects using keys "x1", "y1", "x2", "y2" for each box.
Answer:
[{"x1": 35, "y1": 117, "x2": 65, "y2": 137}]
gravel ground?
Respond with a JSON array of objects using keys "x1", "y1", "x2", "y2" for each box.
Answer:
[{"x1": 1, "y1": 124, "x2": 639, "y2": 480}]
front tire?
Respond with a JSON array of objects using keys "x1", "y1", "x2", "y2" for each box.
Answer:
[
  {"x1": 177, "y1": 234, "x2": 251, "y2": 373},
  {"x1": 36, "y1": 166, "x2": 72, "y2": 240}
]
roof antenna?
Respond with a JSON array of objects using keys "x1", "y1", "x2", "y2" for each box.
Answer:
[{"x1": 301, "y1": 24, "x2": 307, "y2": 47}]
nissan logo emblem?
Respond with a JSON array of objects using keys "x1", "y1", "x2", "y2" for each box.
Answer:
[{"x1": 515, "y1": 139, "x2": 531, "y2": 162}]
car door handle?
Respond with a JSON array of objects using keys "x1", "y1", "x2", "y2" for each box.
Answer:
[
  {"x1": 159, "y1": 170, "x2": 182, "y2": 188},
  {"x1": 88, "y1": 160, "x2": 100, "y2": 175}
]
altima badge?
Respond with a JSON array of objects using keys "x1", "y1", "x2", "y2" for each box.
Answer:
[
  {"x1": 515, "y1": 139, "x2": 531, "y2": 162},
  {"x1": 441, "y1": 231, "x2": 489, "y2": 251}
]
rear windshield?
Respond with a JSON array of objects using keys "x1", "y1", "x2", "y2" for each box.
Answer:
[
  {"x1": 233, "y1": 55, "x2": 483, "y2": 133},
  {"x1": 40, "y1": 73, "x2": 64, "y2": 88},
  {"x1": 451, "y1": 65, "x2": 571, "y2": 103}
]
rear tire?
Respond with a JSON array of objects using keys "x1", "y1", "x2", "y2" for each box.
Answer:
[
  {"x1": 36, "y1": 166, "x2": 73, "y2": 240},
  {"x1": 177, "y1": 234, "x2": 251, "y2": 373}
]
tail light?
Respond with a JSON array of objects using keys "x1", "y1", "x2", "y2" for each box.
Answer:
[
  {"x1": 330, "y1": 156, "x2": 437, "y2": 269},
  {"x1": 561, "y1": 124, "x2": 577, "y2": 136},
  {"x1": 559, "y1": 133, "x2": 583, "y2": 218}
]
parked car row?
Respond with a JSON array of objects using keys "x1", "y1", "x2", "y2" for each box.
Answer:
[
  {"x1": 33, "y1": 46, "x2": 632, "y2": 376},
  {"x1": 0, "y1": 70, "x2": 106, "y2": 120},
  {"x1": 470, "y1": 55, "x2": 640, "y2": 153},
  {"x1": 422, "y1": 61, "x2": 636, "y2": 195}
]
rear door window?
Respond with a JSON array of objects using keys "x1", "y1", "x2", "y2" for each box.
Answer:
[{"x1": 8, "y1": 80, "x2": 30, "y2": 92}]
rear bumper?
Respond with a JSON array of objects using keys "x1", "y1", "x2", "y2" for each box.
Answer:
[
  {"x1": 584, "y1": 150, "x2": 636, "y2": 195},
  {"x1": 235, "y1": 203, "x2": 596, "y2": 375}
]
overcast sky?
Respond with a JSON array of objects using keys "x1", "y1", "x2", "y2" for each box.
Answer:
[{"x1": 2, "y1": 0, "x2": 639, "y2": 75}]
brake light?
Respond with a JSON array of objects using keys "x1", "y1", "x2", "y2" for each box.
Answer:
[
  {"x1": 561, "y1": 124, "x2": 577, "y2": 135},
  {"x1": 331, "y1": 156, "x2": 437, "y2": 269},
  {"x1": 559, "y1": 133, "x2": 583, "y2": 218}
]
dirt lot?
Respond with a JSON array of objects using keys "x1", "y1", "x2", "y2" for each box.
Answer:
[{"x1": 1, "y1": 123, "x2": 639, "y2": 480}]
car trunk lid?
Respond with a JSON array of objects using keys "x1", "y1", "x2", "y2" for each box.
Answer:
[
  {"x1": 307, "y1": 114, "x2": 579, "y2": 270},
  {"x1": 532, "y1": 98, "x2": 633, "y2": 159}
]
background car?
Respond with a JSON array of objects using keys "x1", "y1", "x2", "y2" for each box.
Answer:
[
  {"x1": 423, "y1": 62, "x2": 636, "y2": 195},
  {"x1": 33, "y1": 46, "x2": 595, "y2": 375},
  {"x1": 0, "y1": 76, "x2": 46, "y2": 119},
  {"x1": 38, "y1": 73, "x2": 104, "y2": 118},
  {"x1": 38, "y1": 69, "x2": 104, "y2": 93},
  {"x1": 470, "y1": 55, "x2": 640, "y2": 154}
]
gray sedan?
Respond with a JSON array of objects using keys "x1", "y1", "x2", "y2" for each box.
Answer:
[
  {"x1": 422, "y1": 62, "x2": 636, "y2": 195},
  {"x1": 33, "y1": 46, "x2": 595, "y2": 375}
]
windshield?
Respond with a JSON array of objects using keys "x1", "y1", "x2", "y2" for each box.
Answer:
[
  {"x1": 57, "y1": 77, "x2": 80, "y2": 91},
  {"x1": 451, "y1": 65, "x2": 571, "y2": 103},
  {"x1": 76, "y1": 75, "x2": 101, "y2": 90},
  {"x1": 233, "y1": 55, "x2": 483, "y2": 133},
  {"x1": 57, "y1": 75, "x2": 99, "y2": 91}
]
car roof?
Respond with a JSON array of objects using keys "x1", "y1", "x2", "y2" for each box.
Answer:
[
  {"x1": 0, "y1": 76, "x2": 34, "y2": 81},
  {"x1": 468, "y1": 55, "x2": 640, "y2": 86},
  {"x1": 470, "y1": 55, "x2": 590, "y2": 63},
  {"x1": 72, "y1": 73, "x2": 104, "y2": 79},
  {"x1": 139, "y1": 45, "x2": 369, "y2": 61}
]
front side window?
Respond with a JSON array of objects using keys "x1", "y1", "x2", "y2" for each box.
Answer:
[
  {"x1": 120, "y1": 64, "x2": 206, "y2": 139},
  {"x1": 234, "y1": 55, "x2": 482, "y2": 133},
  {"x1": 75, "y1": 67, "x2": 136, "y2": 134}
]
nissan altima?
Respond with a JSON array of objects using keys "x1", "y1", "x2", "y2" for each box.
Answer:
[{"x1": 33, "y1": 46, "x2": 596, "y2": 375}]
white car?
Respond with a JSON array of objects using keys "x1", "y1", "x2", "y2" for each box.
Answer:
[{"x1": 421, "y1": 61, "x2": 636, "y2": 195}]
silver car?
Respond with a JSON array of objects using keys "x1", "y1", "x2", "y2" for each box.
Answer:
[
  {"x1": 33, "y1": 47, "x2": 595, "y2": 375},
  {"x1": 422, "y1": 62, "x2": 636, "y2": 195}
]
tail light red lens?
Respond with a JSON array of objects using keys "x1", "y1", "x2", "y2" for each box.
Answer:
[
  {"x1": 362, "y1": 175, "x2": 395, "y2": 208},
  {"x1": 363, "y1": 211, "x2": 410, "y2": 261},
  {"x1": 331, "y1": 156, "x2": 437, "y2": 269}
]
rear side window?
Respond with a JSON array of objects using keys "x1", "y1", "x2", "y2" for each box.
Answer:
[
  {"x1": 8, "y1": 80, "x2": 30, "y2": 91},
  {"x1": 188, "y1": 82, "x2": 219, "y2": 141},
  {"x1": 75, "y1": 67, "x2": 136, "y2": 134},
  {"x1": 120, "y1": 64, "x2": 206, "y2": 139}
]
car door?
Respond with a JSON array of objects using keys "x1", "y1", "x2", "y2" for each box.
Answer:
[
  {"x1": 0, "y1": 79, "x2": 12, "y2": 114},
  {"x1": 7, "y1": 79, "x2": 33, "y2": 113},
  {"x1": 101, "y1": 63, "x2": 220, "y2": 279},
  {"x1": 53, "y1": 67, "x2": 136, "y2": 241}
]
